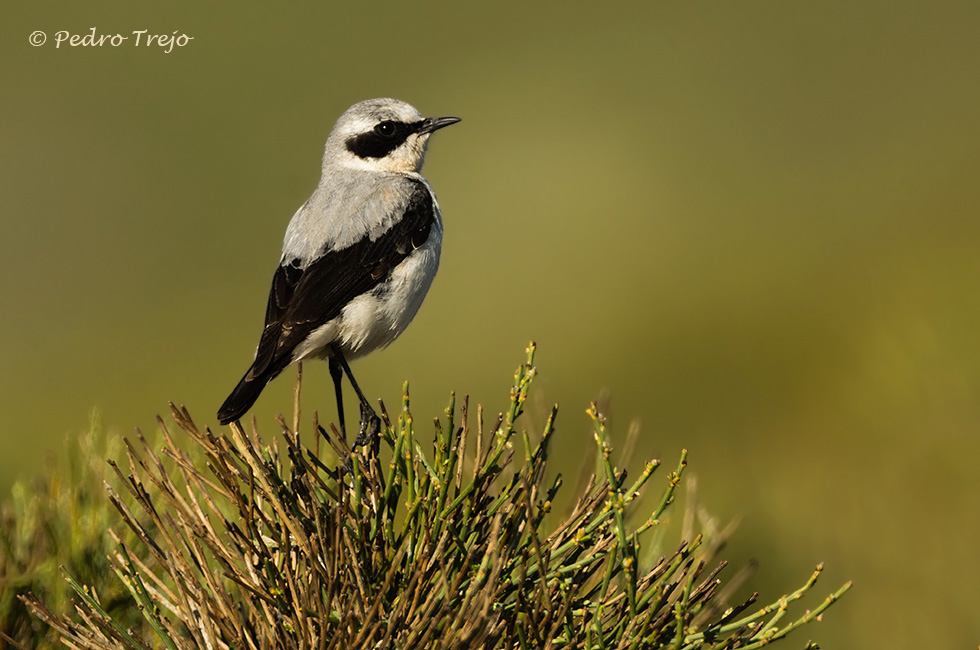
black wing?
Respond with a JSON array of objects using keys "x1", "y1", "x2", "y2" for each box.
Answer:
[{"x1": 217, "y1": 180, "x2": 435, "y2": 424}]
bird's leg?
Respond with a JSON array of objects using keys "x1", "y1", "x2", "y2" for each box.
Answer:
[
  {"x1": 328, "y1": 356, "x2": 346, "y2": 441},
  {"x1": 329, "y1": 344, "x2": 382, "y2": 448},
  {"x1": 328, "y1": 355, "x2": 357, "y2": 477}
]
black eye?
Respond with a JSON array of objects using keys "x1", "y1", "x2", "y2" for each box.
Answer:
[{"x1": 375, "y1": 121, "x2": 398, "y2": 137}]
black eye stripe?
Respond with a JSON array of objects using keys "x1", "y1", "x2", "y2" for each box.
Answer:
[{"x1": 346, "y1": 120, "x2": 424, "y2": 159}]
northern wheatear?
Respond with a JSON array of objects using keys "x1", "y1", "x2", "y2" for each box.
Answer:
[{"x1": 218, "y1": 98, "x2": 459, "y2": 432}]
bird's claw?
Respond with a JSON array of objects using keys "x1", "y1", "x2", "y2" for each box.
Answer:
[{"x1": 355, "y1": 402, "x2": 381, "y2": 448}]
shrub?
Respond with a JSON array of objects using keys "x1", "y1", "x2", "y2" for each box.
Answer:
[
  {"x1": 0, "y1": 420, "x2": 148, "y2": 649},
  {"x1": 12, "y1": 344, "x2": 848, "y2": 649}
]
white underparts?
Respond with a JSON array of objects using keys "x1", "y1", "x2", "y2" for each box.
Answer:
[{"x1": 289, "y1": 219, "x2": 442, "y2": 363}]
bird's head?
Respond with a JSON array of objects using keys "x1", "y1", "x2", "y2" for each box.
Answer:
[{"x1": 324, "y1": 98, "x2": 460, "y2": 174}]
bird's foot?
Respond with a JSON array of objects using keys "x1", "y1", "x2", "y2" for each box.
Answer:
[
  {"x1": 333, "y1": 404, "x2": 381, "y2": 479},
  {"x1": 354, "y1": 402, "x2": 381, "y2": 447},
  {"x1": 354, "y1": 401, "x2": 382, "y2": 448}
]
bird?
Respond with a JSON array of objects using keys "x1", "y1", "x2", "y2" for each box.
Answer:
[{"x1": 217, "y1": 98, "x2": 460, "y2": 432}]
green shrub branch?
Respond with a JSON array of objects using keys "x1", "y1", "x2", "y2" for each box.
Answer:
[{"x1": 4, "y1": 343, "x2": 849, "y2": 649}]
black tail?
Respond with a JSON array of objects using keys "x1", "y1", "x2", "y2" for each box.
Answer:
[{"x1": 217, "y1": 366, "x2": 273, "y2": 425}]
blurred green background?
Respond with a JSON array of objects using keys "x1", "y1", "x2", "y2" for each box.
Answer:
[{"x1": 2, "y1": 0, "x2": 979, "y2": 646}]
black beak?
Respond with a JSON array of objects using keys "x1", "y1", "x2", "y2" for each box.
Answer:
[{"x1": 417, "y1": 116, "x2": 461, "y2": 135}]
